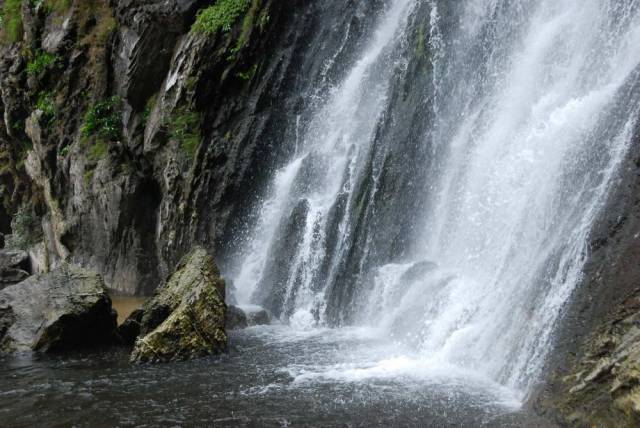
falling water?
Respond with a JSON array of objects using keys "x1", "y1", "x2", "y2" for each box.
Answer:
[{"x1": 233, "y1": 0, "x2": 640, "y2": 400}]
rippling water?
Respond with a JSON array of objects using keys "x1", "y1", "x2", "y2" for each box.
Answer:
[{"x1": 0, "y1": 325, "x2": 555, "y2": 427}]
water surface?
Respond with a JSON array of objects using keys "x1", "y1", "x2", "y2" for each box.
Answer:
[{"x1": 0, "y1": 325, "x2": 556, "y2": 427}]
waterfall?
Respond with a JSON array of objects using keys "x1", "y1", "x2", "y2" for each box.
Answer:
[{"x1": 232, "y1": 0, "x2": 640, "y2": 398}]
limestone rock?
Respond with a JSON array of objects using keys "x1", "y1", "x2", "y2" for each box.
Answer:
[
  {"x1": 131, "y1": 247, "x2": 226, "y2": 363},
  {"x1": 0, "y1": 264, "x2": 118, "y2": 353},
  {"x1": 0, "y1": 250, "x2": 31, "y2": 289}
]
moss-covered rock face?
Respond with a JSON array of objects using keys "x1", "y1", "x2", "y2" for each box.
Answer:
[{"x1": 131, "y1": 247, "x2": 227, "y2": 363}]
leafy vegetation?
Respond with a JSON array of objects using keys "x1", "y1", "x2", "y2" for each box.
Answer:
[
  {"x1": 81, "y1": 96, "x2": 122, "y2": 143},
  {"x1": 81, "y1": 97, "x2": 122, "y2": 162},
  {"x1": 192, "y1": 0, "x2": 251, "y2": 35},
  {"x1": 36, "y1": 91, "x2": 55, "y2": 119},
  {"x1": 1, "y1": 0, "x2": 24, "y2": 43},
  {"x1": 168, "y1": 107, "x2": 201, "y2": 160},
  {"x1": 6, "y1": 205, "x2": 42, "y2": 250},
  {"x1": 27, "y1": 50, "x2": 59, "y2": 76}
]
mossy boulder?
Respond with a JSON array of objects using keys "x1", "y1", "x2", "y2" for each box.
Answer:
[
  {"x1": 131, "y1": 247, "x2": 227, "y2": 363},
  {"x1": 0, "y1": 264, "x2": 118, "y2": 353}
]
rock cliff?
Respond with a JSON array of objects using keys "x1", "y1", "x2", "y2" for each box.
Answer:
[
  {"x1": 0, "y1": 0, "x2": 338, "y2": 295},
  {"x1": 3, "y1": 1, "x2": 640, "y2": 424}
]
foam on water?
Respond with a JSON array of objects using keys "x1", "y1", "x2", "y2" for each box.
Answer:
[{"x1": 232, "y1": 0, "x2": 640, "y2": 405}]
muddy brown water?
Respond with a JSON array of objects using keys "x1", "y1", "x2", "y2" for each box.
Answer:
[{"x1": 110, "y1": 296, "x2": 148, "y2": 324}]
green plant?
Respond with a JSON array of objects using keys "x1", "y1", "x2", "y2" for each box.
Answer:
[
  {"x1": 1, "y1": 0, "x2": 23, "y2": 43},
  {"x1": 6, "y1": 205, "x2": 42, "y2": 250},
  {"x1": 237, "y1": 64, "x2": 257, "y2": 81},
  {"x1": 192, "y1": 0, "x2": 250, "y2": 35},
  {"x1": 168, "y1": 107, "x2": 201, "y2": 160},
  {"x1": 81, "y1": 96, "x2": 122, "y2": 142},
  {"x1": 26, "y1": 51, "x2": 59, "y2": 76},
  {"x1": 36, "y1": 91, "x2": 55, "y2": 118}
]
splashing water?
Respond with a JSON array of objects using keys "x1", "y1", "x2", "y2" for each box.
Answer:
[{"x1": 233, "y1": 0, "x2": 640, "y2": 401}]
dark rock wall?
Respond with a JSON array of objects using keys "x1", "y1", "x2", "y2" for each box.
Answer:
[{"x1": 0, "y1": 0, "x2": 385, "y2": 295}]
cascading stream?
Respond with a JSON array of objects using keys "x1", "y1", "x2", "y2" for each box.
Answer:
[{"x1": 233, "y1": 0, "x2": 640, "y2": 400}]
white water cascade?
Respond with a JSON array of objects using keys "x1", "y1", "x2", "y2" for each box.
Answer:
[{"x1": 233, "y1": 0, "x2": 640, "y2": 400}]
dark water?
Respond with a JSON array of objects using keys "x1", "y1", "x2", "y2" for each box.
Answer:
[{"x1": 0, "y1": 326, "x2": 556, "y2": 427}]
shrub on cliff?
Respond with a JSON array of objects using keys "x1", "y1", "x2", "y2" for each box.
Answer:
[
  {"x1": 26, "y1": 51, "x2": 59, "y2": 76},
  {"x1": 192, "y1": 0, "x2": 250, "y2": 35},
  {"x1": 81, "y1": 96, "x2": 122, "y2": 143}
]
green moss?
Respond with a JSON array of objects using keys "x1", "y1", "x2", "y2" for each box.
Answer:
[
  {"x1": 168, "y1": 107, "x2": 201, "y2": 160},
  {"x1": 415, "y1": 22, "x2": 426, "y2": 58},
  {"x1": 87, "y1": 140, "x2": 108, "y2": 162},
  {"x1": 83, "y1": 168, "x2": 94, "y2": 185},
  {"x1": 81, "y1": 96, "x2": 122, "y2": 142},
  {"x1": 26, "y1": 51, "x2": 59, "y2": 76},
  {"x1": 230, "y1": 0, "x2": 260, "y2": 54},
  {"x1": 44, "y1": 0, "x2": 71, "y2": 14},
  {"x1": 141, "y1": 93, "x2": 158, "y2": 128},
  {"x1": 192, "y1": 0, "x2": 251, "y2": 35},
  {"x1": 1, "y1": 0, "x2": 23, "y2": 43}
]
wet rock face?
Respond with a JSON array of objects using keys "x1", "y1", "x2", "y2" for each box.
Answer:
[
  {"x1": 534, "y1": 111, "x2": 640, "y2": 424},
  {"x1": 131, "y1": 247, "x2": 226, "y2": 363},
  {"x1": 552, "y1": 291, "x2": 640, "y2": 427},
  {"x1": 0, "y1": 264, "x2": 117, "y2": 353}
]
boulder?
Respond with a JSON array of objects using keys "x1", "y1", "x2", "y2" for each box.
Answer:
[
  {"x1": 131, "y1": 247, "x2": 227, "y2": 363},
  {"x1": 244, "y1": 305, "x2": 273, "y2": 327},
  {"x1": 117, "y1": 308, "x2": 144, "y2": 346},
  {"x1": 0, "y1": 268, "x2": 30, "y2": 289},
  {"x1": 0, "y1": 264, "x2": 118, "y2": 353},
  {"x1": 0, "y1": 250, "x2": 31, "y2": 289},
  {"x1": 226, "y1": 305, "x2": 273, "y2": 330},
  {"x1": 0, "y1": 250, "x2": 30, "y2": 270},
  {"x1": 226, "y1": 305, "x2": 248, "y2": 330}
]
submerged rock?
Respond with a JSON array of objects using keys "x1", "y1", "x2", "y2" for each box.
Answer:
[
  {"x1": 131, "y1": 247, "x2": 226, "y2": 363},
  {"x1": 0, "y1": 264, "x2": 118, "y2": 353},
  {"x1": 244, "y1": 306, "x2": 272, "y2": 326},
  {"x1": 226, "y1": 305, "x2": 273, "y2": 330},
  {"x1": 226, "y1": 305, "x2": 248, "y2": 330}
]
